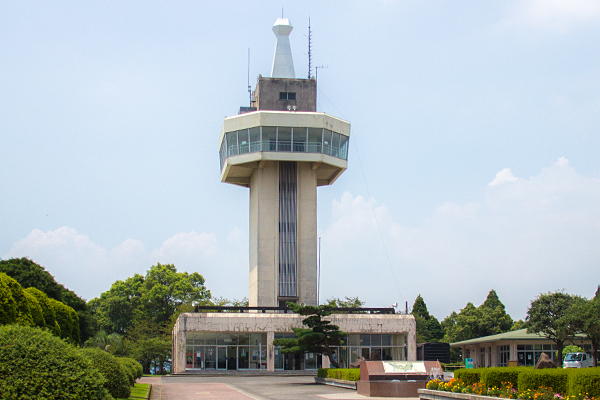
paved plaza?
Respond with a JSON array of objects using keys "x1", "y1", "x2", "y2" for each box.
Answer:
[{"x1": 139, "y1": 375, "x2": 419, "y2": 400}]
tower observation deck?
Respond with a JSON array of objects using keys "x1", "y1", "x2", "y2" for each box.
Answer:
[{"x1": 218, "y1": 18, "x2": 350, "y2": 308}]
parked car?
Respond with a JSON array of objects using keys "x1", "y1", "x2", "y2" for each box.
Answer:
[{"x1": 563, "y1": 353, "x2": 593, "y2": 368}]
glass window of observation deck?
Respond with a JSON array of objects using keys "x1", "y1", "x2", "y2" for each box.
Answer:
[
  {"x1": 226, "y1": 131, "x2": 238, "y2": 156},
  {"x1": 331, "y1": 132, "x2": 341, "y2": 158},
  {"x1": 277, "y1": 127, "x2": 292, "y2": 152},
  {"x1": 262, "y1": 126, "x2": 277, "y2": 151},
  {"x1": 340, "y1": 135, "x2": 349, "y2": 160},
  {"x1": 293, "y1": 127, "x2": 307, "y2": 152},
  {"x1": 307, "y1": 128, "x2": 322, "y2": 153},
  {"x1": 249, "y1": 127, "x2": 260, "y2": 152},
  {"x1": 238, "y1": 129, "x2": 249, "y2": 154},
  {"x1": 323, "y1": 130, "x2": 333, "y2": 156}
]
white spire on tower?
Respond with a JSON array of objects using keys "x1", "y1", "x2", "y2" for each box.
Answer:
[{"x1": 270, "y1": 18, "x2": 295, "y2": 79}]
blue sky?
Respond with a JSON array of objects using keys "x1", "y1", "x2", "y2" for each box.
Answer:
[{"x1": 1, "y1": 1, "x2": 599, "y2": 321}]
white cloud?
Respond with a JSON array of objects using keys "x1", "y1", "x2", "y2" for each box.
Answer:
[
  {"x1": 504, "y1": 0, "x2": 600, "y2": 32},
  {"x1": 3, "y1": 227, "x2": 248, "y2": 302},
  {"x1": 489, "y1": 168, "x2": 518, "y2": 187},
  {"x1": 319, "y1": 159, "x2": 600, "y2": 320}
]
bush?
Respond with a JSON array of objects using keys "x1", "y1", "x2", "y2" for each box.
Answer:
[
  {"x1": 482, "y1": 367, "x2": 531, "y2": 389},
  {"x1": 455, "y1": 368, "x2": 487, "y2": 385},
  {"x1": 117, "y1": 357, "x2": 140, "y2": 386},
  {"x1": 518, "y1": 368, "x2": 569, "y2": 394},
  {"x1": 23, "y1": 290, "x2": 45, "y2": 328},
  {"x1": 119, "y1": 357, "x2": 143, "y2": 380},
  {"x1": 25, "y1": 287, "x2": 61, "y2": 336},
  {"x1": 0, "y1": 273, "x2": 17, "y2": 324},
  {"x1": 567, "y1": 367, "x2": 600, "y2": 398},
  {"x1": 0, "y1": 324, "x2": 110, "y2": 399},
  {"x1": 2, "y1": 272, "x2": 33, "y2": 326},
  {"x1": 50, "y1": 297, "x2": 80, "y2": 344},
  {"x1": 80, "y1": 347, "x2": 131, "y2": 399},
  {"x1": 317, "y1": 368, "x2": 361, "y2": 381}
]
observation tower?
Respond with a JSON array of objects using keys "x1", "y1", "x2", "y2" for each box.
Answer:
[{"x1": 218, "y1": 18, "x2": 350, "y2": 308}]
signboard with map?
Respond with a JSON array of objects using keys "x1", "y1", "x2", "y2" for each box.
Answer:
[{"x1": 382, "y1": 361, "x2": 427, "y2": 374}]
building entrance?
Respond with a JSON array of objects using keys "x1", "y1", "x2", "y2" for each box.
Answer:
[{"x1": 217, "y1": 346, "x2": 238, "y2": 370}]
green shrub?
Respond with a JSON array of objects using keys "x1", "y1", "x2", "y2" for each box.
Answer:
[
  {"x1": 567, "y1": 367, "x2": 600, "y2": 398},
  {"x1": 0, "y1": 273, "x2": 17, "y2": 324},
  {"x1": 119, "y1": 357, "x2": 143, "y2": 381},
  {"x1": 80, "y1": 347, "x2": 131, "y2": 399},
  {"x1": 481, "y1": 367, "x2": 530, "y2": 389},
  {"x1": 23, "y1": 290, "x2": 45, "y2": 328},
  {"x1": 518, "y1": 368, "x2": 569, "y2": 394},
  {"x1": 117, "y1": 358, "x2": 136, "y2": 386},
  {"x1": 3, "y1": 272, "x2": 34, "y2": 326},
  {"x1": 25, "y1": 287, "x2": 61, "y2": 336},
  {"x1": 0, "y1": 324, "x2": 110, "y2": 399},
  {"x1": 318, "y1": 368, "x2": 361, "y2": 381},
  {"x1": 50, "y1": 297, "x2": 80, "y2": 343},
  {"x1": 455, "y1": 368, "x2": 487, "y2": 385}
]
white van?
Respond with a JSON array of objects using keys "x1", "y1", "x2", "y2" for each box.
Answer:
[{"x1": 563, "y1": 353, "x2": 593, "y2": 368}]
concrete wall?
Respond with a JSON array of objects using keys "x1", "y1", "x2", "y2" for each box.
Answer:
[
  {"x1": 252, "y1": 77, "x2": 316, "y2": 112},
  {"x1": 248, "y1": 161, "x2": 318, "y2": 307},
  {"x1": 172, "y1": 312, "x2": 417, "y2": 373}
]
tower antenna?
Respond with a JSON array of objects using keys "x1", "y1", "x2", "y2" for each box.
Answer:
[
  {"x1": 307, "y1": 18, "x2": 312, "y2": 79},
  {"x1": 247, "y1": 48, "x2": 251, "y2": 106}
]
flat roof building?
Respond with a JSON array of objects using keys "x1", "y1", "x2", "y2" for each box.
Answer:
[{"x1": 172, "y1": 17, "x2": 416, "y2": 373}]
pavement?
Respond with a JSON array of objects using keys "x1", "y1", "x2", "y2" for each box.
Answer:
[{"x1": 138, "y1": 375, "x2": 420, "y2": 400}]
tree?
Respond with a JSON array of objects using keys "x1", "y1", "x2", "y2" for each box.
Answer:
[
  {"x1": 526, "y1": 291, "x2": 583, "y2": 367},
  {"x1": 569, "y1": 289, "x2": 600, "y2": 367},
  {"x1": 326, "y1": 296, "x2": 365, "y2": 308},
  {"x1": 478, "y1": 290, "x2": 513, "y2": 337},
  {"x1": 0, "y1": 258, "x2": 93, "y2": 343},
  {"x1": 411, "y1": 295, "x2": 443, "y2": 343},
  {"x1": 272, "y1": 302, "x2": 346, "y2": 368},
  {"x1": 511, "y1": 319, "x2": 527, "y2": 331}
]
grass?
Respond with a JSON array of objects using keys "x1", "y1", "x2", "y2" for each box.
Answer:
[{"x1": 118, "y1": 383, "x2": 151, "y2": 400}]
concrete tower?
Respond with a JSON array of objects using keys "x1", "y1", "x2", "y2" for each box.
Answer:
[{"x1": 218, "y1": 18, "x2": 350, "y2": 308}]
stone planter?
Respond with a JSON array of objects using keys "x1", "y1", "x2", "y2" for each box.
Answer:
[{"x1": 419, "y1": 389, "x2": 504, "y2": 400}]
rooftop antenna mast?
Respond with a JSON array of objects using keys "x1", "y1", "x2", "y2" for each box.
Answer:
[
  {"x1": 247, "y1": 48, "x2": 251, "y2": 106},
  {"x1": 307, "y1": 18, "x2": 312, "y2": 79}
]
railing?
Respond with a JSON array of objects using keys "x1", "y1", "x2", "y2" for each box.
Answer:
[{"x1": 193, "y1": 305, "x2": 396, "y2": 314}]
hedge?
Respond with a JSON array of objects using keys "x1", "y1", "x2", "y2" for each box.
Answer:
[
  {"x1": 0, "y1": 273, "x2": 17, "y2": 324},
  {"x1": 517, "y1": 368, "x2": 569, "y2": 394},
  {"x1": 2, "y1": 272, "x2": 33, "y2": 326},
  {"x1": 317, "y1": 368, "x2": 361, "y2": 381},
  {"x1": 50, "y1": 297, "x2": 80, "y2": 344},
  {"x1": 0, "y1": 324, "x2": 110, "y2": 400},
  {"x1": 567, "y1": 367, "x2": 600, "y2": 398},
  {"x1": 80, "y1": 347, "x2": 131, "y2": 399},
  {"x1": 25, "y1": 287, "x2": 61, "y2": 336},
  {"x1": 481, "y1": 367, "x2": 531, "y2": 389},
  {"x1": 23, "y1": 290, "x2": 45, "y2": 328},
  {"x1": 455, "y1": 368, "x2": 488, "y2": 386}
]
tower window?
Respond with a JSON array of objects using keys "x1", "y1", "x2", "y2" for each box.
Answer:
[{"x1": 279, "y1": 92, "x2": 296, "y2": 101}]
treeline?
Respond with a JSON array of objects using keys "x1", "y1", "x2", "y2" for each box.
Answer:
[
  {"x1": 0, "y1": 257, "x2": 245, "y2": 375},
  {"x1": 411, "y1": 288, "x2": 600, "y2": 366}
]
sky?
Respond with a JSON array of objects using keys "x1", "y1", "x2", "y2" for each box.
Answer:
[{"x1": 1, "y1": 1, "x2": 599, "y2": 322}]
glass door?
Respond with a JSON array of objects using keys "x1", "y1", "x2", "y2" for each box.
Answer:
[
  {"x1": 227, "y1": 346, "x2": 237, "y2": 370},
  {"x1": 217, "y1": 346, "x2": 227, "y2": 369}
]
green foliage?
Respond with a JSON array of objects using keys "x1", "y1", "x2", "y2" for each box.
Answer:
[
  {"x1": 0, "y1": 258, "x2": 92, "y2": 343},
  {"x1": 443, "y1": 290, "x2": 513, "y2": 344},
  {"x1": 117, "y1": 357, "x2": 136, "y2": 386},
  {"x1": 134, "y1": 337, "x2": 172, "y2": 375},
  {"x1": 90, "y1": 263, "x2": 211, "y2": 335},
  {"x1": 455, "y1": 368, "x2": 487, "y2": 385},
  {"x1": 0, "y1": 324, "x2": 110, "y2": 400},
  {"x1": 25, "y1": 287, "x2": 61, "y2": 336},
  {"x1": 569, "y1": 294, "x2": 600, "y2": 367},
  {"x1": 512, "y1": 320, "x2": 528, "y2": 331},
  {"x1": 4, "y1": 272, "x2": 34, "y2": 326},
  {"x1": 326, "y1": 296, "x2": 365, "y2": 308},
  {"x1": 567, "y1": 367, "x2": 600, "y2": 398},
  {"x1": 80, "y1": 347, "x2": 131, "y2": 399},
  {"x1": 50, "y1": 297, "x2": 80, "y2": 344},
  {"x1": 317, "y1": 368, "x2": 361, "y2": 381},
  {"x1": 273, "y1": 302, "x2": 346, "y2": 368},
  {"x1": 119, "y1": 357, "x2": 143, "y2": 380},
  {"x1": 526, "y1": 291, "x2": 584, "y2": 366},
  {"x1": 518, "y1": 368, "x2": 569, "y2": 394},
  {"x1": 481, "y1": 367, "x2": 531, "y2": 389},
  {"x1": 412, "y1": 294, "x2": 444, "y2": 343},
  {"x1": 0, "y1": 272, "x2": 17, "y2": 324},
  {"x1": 23, "y1": 289, "x2": 45, "y2": 328}
]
